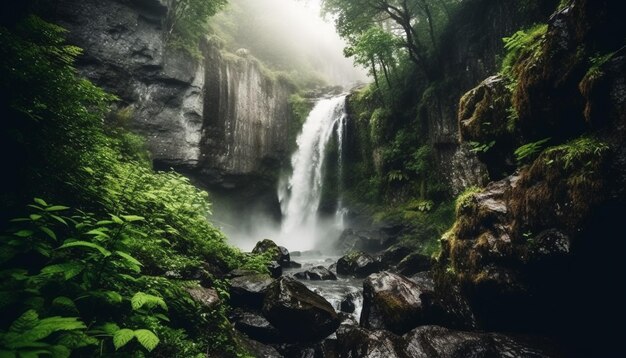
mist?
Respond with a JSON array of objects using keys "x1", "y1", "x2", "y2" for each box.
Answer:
[{"x1": 212, "y1": 0, "x2": 368, "y2": 87}]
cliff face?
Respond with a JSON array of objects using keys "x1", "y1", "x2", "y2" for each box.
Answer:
[
  {"x1": 50, "y1": 0, "x2": 293, "y2": 197},
  {"x1": 422, "y1": 0, "x2": 559, "y2": 193},
  {"x1": 436, "y1": 0, "x2": 626, "y2": 355}
]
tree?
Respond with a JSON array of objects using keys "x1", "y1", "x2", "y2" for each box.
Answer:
[{"x1": 322, "y1": 0, "x2": 459, "y2": 78}]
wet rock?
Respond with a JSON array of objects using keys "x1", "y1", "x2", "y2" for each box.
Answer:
[
  {"x1": 262, "y1": 277, "x2": 340, "y2": 342},
  {"x1": 337, "y1": 228, "x2": 397, "y2": 253},
  {"x1": 396, "y1": 252, "x2": 432, "y2": 276},
  {"x1": 229, "y1": 274, "x2": 274, "y2": 309},
  {"x1": 231, "y1": 309, "x2": 282, "y2": 343},
  {"x1": 227, "y1": 269, "x2": 260, "y2": 278},
  {"x1": 378, "y1": 245, "x2": 412, "y2": 270},
  {"x1": 239, "y1": 335, "x2": 284, "y2": 358},
  {"x1": 458, "y1": 75, "x2": 515, "y2": 178},
  {"x1": 278, "y1": 246, "x2": 291, "y2": 266},
  {"x1": 361, "y1": 271, "x2": 433, "y2": 334},
  {"x1": 185, "y1": 287, "x2": 220, "y2": 310},
  {"x1": 253, "y1": 239, "x2": 290, "y2": 267},
  {"x1": 340, "y1": 292, "x2": 359, "y2": 313},
  {"x1": 336, "y1": 251, "x2": 381, "y2": 278},
  {"x1": 267, "y1": 261, "x2": 283, "y2": 278},
  {"x1": 336, "y1": 325, "x2": 406, "y2": 358},
  {"x1": 293, "y1": 266, "x2": 337, "y2": 281},
  {"x1": 286, "y1": 261, "x2": 302, "y2": 269},
  {"x1": 402, "y1": 325, "x2": 553, "y2": 358}
]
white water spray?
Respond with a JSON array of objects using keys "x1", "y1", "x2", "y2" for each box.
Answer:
[{"x1": 278, "y1": 95, "x2": 347, "y2": 250}]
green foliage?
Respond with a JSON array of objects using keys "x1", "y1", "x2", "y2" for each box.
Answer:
[
  {"x1": 515, "y1": 137, "x2": 551, "y2": 164},
  {"x1": 1, "y1": 15, "x2": 252, "y2": 357},
  {"x1": 455, "y1": 186, "x2": 482, "y2": 214},
  {"x1": 469, "y1": 140, "x2": 496, "y2": 153},
  {"x1": 288, "y1": 94, "x2": 314, "y2": 150},
  {"x1": 166, "y1": 0, "x2": 227, "y2": 58},
  {"x1": 500, "y1": 24, "x2": 547, "y2": 81},
  {"x1": 585, "y1": 52, "x2": 615, "y2": 80},
  {"x1": 543, "y1": 136, "x2": 609, "y2": 170}
]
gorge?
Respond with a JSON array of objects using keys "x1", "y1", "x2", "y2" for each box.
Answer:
[{"x1": 1, "y1": 0, "x2": 625, "y2": 357}]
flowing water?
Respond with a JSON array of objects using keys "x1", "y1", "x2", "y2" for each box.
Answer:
[
  {"x1": 277, "y1": 95, "x2": 363, "y2": 318},
  {"x1": 278, "y1": 95, "x2": 348, "y2": 250}
]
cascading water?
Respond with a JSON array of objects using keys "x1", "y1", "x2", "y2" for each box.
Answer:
[{"x1": 278, "y1": 95, "x2": 347, "y2": 250}]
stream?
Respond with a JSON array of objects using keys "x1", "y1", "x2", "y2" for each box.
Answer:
[{"x1": 283, "y1": 252, "x2": 364, "y2": 323}]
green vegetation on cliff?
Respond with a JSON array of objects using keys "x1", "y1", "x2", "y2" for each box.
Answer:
[{"x1": 0, "y1": 13, "x2": 266, "y2": 357}]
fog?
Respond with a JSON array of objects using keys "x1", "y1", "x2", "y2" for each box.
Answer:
[{"x1": 212, "y1": 0, "x2": 368, "y2": 87}]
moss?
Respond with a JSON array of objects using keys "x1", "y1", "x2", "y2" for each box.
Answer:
[
  {"x1": 455, "y1": 186, "x2": 482, "y2": 215},
  {"x1": 510, "y1": 136, "x2": 610, "y2": 234}
]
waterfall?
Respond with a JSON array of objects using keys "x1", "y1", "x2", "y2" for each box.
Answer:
[{"x1": 278, "y1": 95, "x2": 347, "y2": 250}]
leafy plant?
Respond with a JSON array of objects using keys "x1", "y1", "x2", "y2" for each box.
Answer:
[
  {"x1": 514, "y1": 137, "x2": 551, "y2": 164},
  {"x1": 469, "y1": 140, "x2": 496, "y2": 153}
]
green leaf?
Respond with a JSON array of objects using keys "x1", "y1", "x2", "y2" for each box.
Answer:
[
  {"x1": 99, "y1": 322, "x2": 120, "y2": 335},
  {"x1": 111, "y1": 215, "x2": 124, "y2": 225},
  {"x1": 34, "y1": 198, "x2": 47, "y2": 206},
  {"x1": 14, "y1": 230, "x2": 34, "y2": 238},
  {"x1": 130, "y1": 292, "x2": 166, "y2": 311},
  {"x1": 59, "y1": 240, "x2": 111, "y2": 257},
  {"x1": 49, "y1": 215, "x2": 68, "y2": 226},
  {"x1": 115, "y1": 251, "x2": 142, "y2": 267},
  {"x1": 9, "y1": 310, "x2": 39, "y2": 333},
  {"x1": 52, "y1": 297, "x2": 77, "y2": 313},
  {"x1": 113, "y1": 328, "x2": 135, "y2": 350},
  {"x1": 103, "y1": 291, "x2": 123, "y2": 304},
  {"x1": 29, "y1": 214, "x2": 42, "y2": 221},
  {"x1": 49, "y1": 344, "x2": 71, "y2": 358},
  {"x1": 134, "y1": 329, "x2": 159, "y2": 352},
  {"x1": 45, "y1": 206, "x2": 70, "y2": 212},
  {"x1": 41, "y1": 263, "x2": 84, "y2": 280},
  {"x1": 120, "y1": 215, "x2": 145, "y2": 222},
  {"x1": 39, "y1": 227, "x2": 57, "y2": 240}
]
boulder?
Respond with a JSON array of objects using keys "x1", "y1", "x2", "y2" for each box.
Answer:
[
  {"x1": 185, "y1": 287, "x2": 220, "y2": 310},
  {"x1": 262, "y1": 277, "x2": 340, "y2": 342},
  {"x1": 335, "y1": 325, "x2": 406, "y2": 358},
  {"x1": 403, "y1": 325, "x2": 553, "y2": 358},
  {"x1": 231, "y1": 309, "x2": 282, "y2": 343},
  {"x1": 278, "y1": 246, "x2": 291, "y2": 266},
  {"x1": 340, "y1": 292, "x2": 358, "y2": 313},
  {"x1": 267, "y1": 261, "x2": 282, "y2": 278},
  {"x1": 253, "y1": 239, "x2": 290, "y2": 266},
  {"x1": 239, "y1": 335, "x2": 284, "y2": 358},
  {"x1": 337, "y1": 228, "x2": 397, "y2": 253},
  {"x1": 336, "y1": 252, "x2": 381, "y2": 278},
  {"x1": 396, "y1": 252, "x2": 432, "y2": 276},
  {"x1": 361, "y1": 271, "x2": 433, "y2": 334},
  {"x1": 229, "y1": 274, "x2": 274, "y2": 309},
  {"x1": 227, "y1": 269, "x2": 260, "y2": 278},
  {"x1": 293, "y1": 266, "x2": 337, "y2": 281},
  {"x1": 378, "y1": 245, "x2": 412, "y2": 270}
]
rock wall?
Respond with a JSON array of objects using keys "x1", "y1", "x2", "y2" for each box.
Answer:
[
  {"x1": 49, "y1": 0, "x2": 294, "y2": 197},
  {"x1": 436, "y1": 0, "x2": 626, "y2": 355},
  {"x1": 422, "y1": 0, "x2": 559, "y2": 193}
]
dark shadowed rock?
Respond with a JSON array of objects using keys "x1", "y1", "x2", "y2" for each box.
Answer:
[
  {"x1": 337, "y1": 228, "x2": 399, "y2": 253},
  {"x1": 278, "y1": 246, "x2": 291, "y2": 266},
  {"x1": 379, "y1": 245, "x2": 412, "y2": 270},
  {"x1": 267, "y1": 261, "x2": 282, "y2": 278},
  {"x1": 397, "y1": 252, "x2": 432, "y2": 276},
  {"x1": 231, "y1": 309, "x2": 282, "y2": 343},
  {"x1": 402, "y1": 325, "x2": 553, "y2": 358},
  {"x1": 336, "y1": 251, "x2": 381, "y2": 278},
  {"x1": 262, "y1": 277, "x2": 340, "y2": 342},
  {"x1": 239, "y1": 335, "x2": 284, "y2": 358},
  {"x1": 361, "y1": 271, "x2": 434, "y2": 334},
  {"x1": 336, "y1": 324, "x2": 406, "y2": 358},
  {"x1": 340, "y1": 292, "x2": 359, "y2": 313},
  {"x1": 287, "y1": 261, "x2": 302, "y2": 269},
  {"x1": 294, "y1": 266, "x2": 337, "y2": 281},
  {"x1": 229, "y1": 274, "x2": 274, "y2": 309}
]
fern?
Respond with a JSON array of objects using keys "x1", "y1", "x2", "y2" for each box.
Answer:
[
  {"x1": 113, "y1": 329, "x2": 135, "y2": 350},
  {"x1": 131, "y1": 292, "x2": 168, "y2": 311},
  {"x1": 515, "y1": 137, "x2": 551, "y2": 163},
  {"x1": 134, "y1": 329, "x2": 159, "y2": 352}
]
